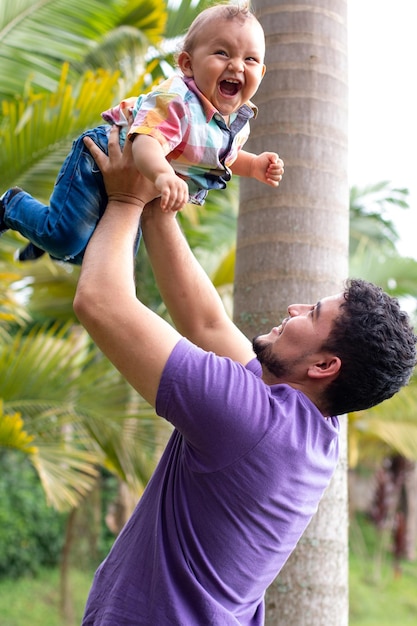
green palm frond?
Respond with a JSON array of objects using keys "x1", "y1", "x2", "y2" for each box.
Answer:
[
  {"x1": 0, "y1": 324, "x2": 138, "y2": 428},
  {"x1": 95, "y1": 410, "x2": 165, "y2": 492},
  {"x1": 0, "y1": 0, "x2": 166, "y2": 99},
  {"x1": 349, "y1": 181, "x2": 409, "y2": 257},
  {"x1": 81, "y1": 25, "x2": 150, "y2": 80},
  {"x1": 1, "y1": 64, "x2": 123, "y2": 193},
  {"x1": 0, "y1": 402, "x2": 100, "y2": 511},
  {"x1": 9, "y1": 257, "x2": 80, "y2": 324},
  {"x1": 165, "y1": 0, "x2": 214, "y2": 39},
  {"x1": 349, "y1": 246, "x2": 417, "y2": 301},
  {"x1": 0, "y1": 322, "x2": 163, "y2": 509},
  {"x1": 362, "y1": 420, "x2": 417, "y2": 461},
  {"x1": 179, "y1": 181, "x2": 238, "y2": 260},
  {"x1": 31, "y1": 443, "x2": 101, "y2": 510},
  {"x1": 0, "y1": 323, "x2": 83, "y2": 402},
  {"x1": 349, "y1": 378, "x2": 417, "y2": 466},
  {"x1": 122, "y1": 0, "x2": 167, "y2": 42},
  {"x1": 0, "y1": 264, "x2": 32, "y2": 337},
  {"x1": 0, "y1": 406, "x2": 37, "y2": 453}
]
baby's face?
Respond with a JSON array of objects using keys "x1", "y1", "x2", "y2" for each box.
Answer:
[{"x1": 179, "y1": 17, "x2": 266, "y2": 117}]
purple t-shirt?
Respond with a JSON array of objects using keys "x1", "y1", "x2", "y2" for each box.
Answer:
[{"x1": 82, "y1": 339, "x2": 339, "y2": 625}]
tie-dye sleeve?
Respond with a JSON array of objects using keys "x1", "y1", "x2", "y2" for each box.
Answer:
[
  {"x1": 101, "y1": 97, "x2": 139, "y2": 126},
  {"x1": 128, "y1": 90, "x2": 188, "y2": 157}
]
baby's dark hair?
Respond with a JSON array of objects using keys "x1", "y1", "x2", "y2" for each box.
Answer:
[
  {"x1": 323, "y1": 278, "x2": 416, "y2": 415},
  {"x1": 181, "y1": 3, "x2": 261, "y2": 55}
]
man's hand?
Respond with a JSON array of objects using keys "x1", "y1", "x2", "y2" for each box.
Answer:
[{"x1": 83, "y1": 125, "x2": 158, "y2": 207}]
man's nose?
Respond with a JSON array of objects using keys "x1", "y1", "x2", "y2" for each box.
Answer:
[{"x1": 287, "y1": 304, "x2": 310, "y2": 317}]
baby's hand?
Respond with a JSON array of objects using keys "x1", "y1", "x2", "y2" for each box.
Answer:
[
  {"x1": 155, "y1": 172, "x2": 189, "y2": 212},
  {"x1": 252, "y1": 152, "x2": 284, "y2": 187}
]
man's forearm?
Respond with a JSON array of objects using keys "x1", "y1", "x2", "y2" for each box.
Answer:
[
  {"x1": 141, "y1": 206, "x2": 253, "y2": 362},
  {"x1": 74, "y1": 199, "x2": 181, "y2": 406},
  {"x1": 142, "y1": 208, "x2": 223, "y2": 342},
  {"x1": 74, "y1": 200, "x2": 143, "y2": 343}
]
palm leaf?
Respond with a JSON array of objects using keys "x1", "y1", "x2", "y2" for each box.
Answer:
[
  {"x1": 0, "y1": 263, "x2": 32, "y2": 337},
  {"x1": 350, "y1": 247, "x2": 417, "y2": 301},
  {"x1": 349, "y1": 378, "x2": 417, "y2": 465},
  {"x1": 9, "y1": 257, "x2": 80, "y2": 323},
  {"x1": 0, "y1": 406, "x2": 37, "y2": 453},
  {"x1": 1, "y1": 65, "x2": 122, "y2": 193},
  {"x1": 0, "y1": 0, "x2": 166, "y2": 99},
  {"x1": 0, "y1": 322, "x2": 165, "y2": 508},
  {"x1": 30, "y1": 444, "x2": 101, "y2": 510},
  {"x1": 349, "y1": 181, "x2": 409, "y2": 256},
  {"x1": 363, "y1": 420, "x2": 417, "y2": 460},
  {"x1": 165, "y1": 0, "x2": 213, "y2": 39}
]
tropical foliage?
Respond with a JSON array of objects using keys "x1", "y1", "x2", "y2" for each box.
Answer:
[{"x1": 0, "y1": 322, "x2": 162, "y2": 511}]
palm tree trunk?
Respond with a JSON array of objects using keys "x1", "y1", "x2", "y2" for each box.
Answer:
[{"x1": 235, "y1": 1, "x2": 349, "y2": 623}]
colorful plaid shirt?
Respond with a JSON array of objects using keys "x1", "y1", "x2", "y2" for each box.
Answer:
[{"x1": 102, "y1": 75, "x2": 257, "y2": 205}]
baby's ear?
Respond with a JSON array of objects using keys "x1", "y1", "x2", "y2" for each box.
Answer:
[{"x1": 177, "y1": 51, "x2": 193, "y2": 77}]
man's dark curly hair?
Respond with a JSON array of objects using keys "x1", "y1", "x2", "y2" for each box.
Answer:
[{"x1": 322, "y1": 278, "x2": 417, "y2": 416}]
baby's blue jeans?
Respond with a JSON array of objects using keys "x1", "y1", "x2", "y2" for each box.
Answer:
[{"x1": 4, "y1": 125, "x2": 140, "y2": 265}]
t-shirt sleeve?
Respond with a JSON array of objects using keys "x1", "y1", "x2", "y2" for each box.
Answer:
[
  {"x1": 101, "y1": 97, "x2": 138, "y2": 126},
  {"x1": 128, "y1": 89, "x2": 189, "y2": 156},
  {"x1": 156, "y1": 339, "x2": 271, "y2": 469}
]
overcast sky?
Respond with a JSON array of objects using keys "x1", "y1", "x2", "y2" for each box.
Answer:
[{"x1": 348, "y1": 0, "x2": 417, "y2": 257}]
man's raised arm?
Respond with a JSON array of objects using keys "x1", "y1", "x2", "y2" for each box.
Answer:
[{"x1": 73, "y1": 127, "x2": 181, "y2": 407}]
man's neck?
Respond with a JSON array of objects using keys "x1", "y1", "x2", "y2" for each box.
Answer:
[{"x1": 261, "y1": 370, "x2": 331, "y2": 417}]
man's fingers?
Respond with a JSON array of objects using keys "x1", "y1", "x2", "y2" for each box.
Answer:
[
  {"x1": 82, "y1": 135, "x2": 95, "y2": 152},
  {"x1": 83, "y1": 136, "x2": 109, "y2": 171},
  {"x1": 107, "y1": 124, "x2": 123, "y2": 157}
]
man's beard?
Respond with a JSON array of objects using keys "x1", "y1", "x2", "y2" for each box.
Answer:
[{"x1": 252, "y1": 335, "x2": 292, "y2": 379}]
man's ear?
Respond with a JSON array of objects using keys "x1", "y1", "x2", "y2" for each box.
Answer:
[
  {"x1": 308, "y1": 355, "x2": 341, "y2": 380},
  {"x1": 177, "y1": 51, "x2": 193, "y2": 77}
]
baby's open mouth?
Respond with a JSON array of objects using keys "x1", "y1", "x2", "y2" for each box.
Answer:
[{"x1": 219, "y1": 80, "x2": 241, "y2": 96}]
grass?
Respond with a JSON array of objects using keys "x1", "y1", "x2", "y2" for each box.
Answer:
[
  {"x1": 349, "y1": 513, "x2": 417, "y2": 626},
  {"x1": 0, "y1": 567, "x2": 93, "y2": 626},
  {"x1": 349, "y1": 556, "x2": 417, "y2": 626},
  {"x1": 0, "y1": 515, "x2": 416, "y2": 625}
]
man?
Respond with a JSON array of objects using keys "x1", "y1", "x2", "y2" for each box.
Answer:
[{"x1": 74, "y1": 126, "x2": 416, "y2": 625}]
